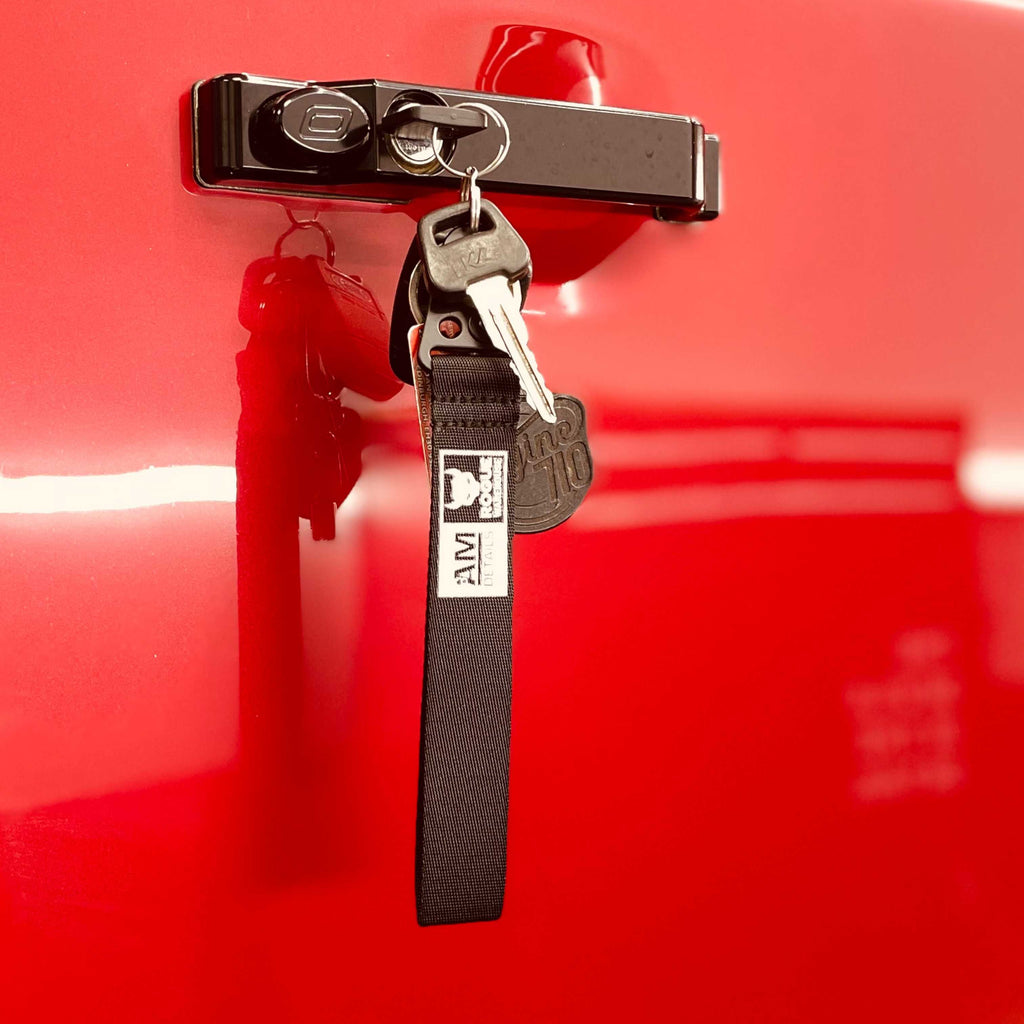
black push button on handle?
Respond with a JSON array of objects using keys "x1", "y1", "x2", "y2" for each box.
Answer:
[{"x1": 251, "y1": 86, "x2": 371, "y2": 169}]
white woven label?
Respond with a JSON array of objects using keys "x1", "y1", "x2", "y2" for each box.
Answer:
[{"x1": 437, "y1": 449, "x2": 509, "y2": 598}]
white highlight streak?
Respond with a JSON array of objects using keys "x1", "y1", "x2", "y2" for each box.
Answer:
[
  {"x1": 956, "y1": 0, "x2": 1024, "y2": 10},
  {"x1": 558, "y1": 280, "x2": 581, "y2": 316},
  {"x1": 0, "y1": 466, "x2": 237, "y2": 514},
  {"x1": 959, "y1": 450, "x2": 1024, "y2": 509}
]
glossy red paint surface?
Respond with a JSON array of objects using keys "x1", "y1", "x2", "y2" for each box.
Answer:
[{"x1": 3, "y1": 1, "x2": 1024, "y2": 1021}]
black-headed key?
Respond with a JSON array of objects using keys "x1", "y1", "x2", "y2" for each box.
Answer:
[{"x1": 418, "y1": 199, "x2": 556, "y2": 423}]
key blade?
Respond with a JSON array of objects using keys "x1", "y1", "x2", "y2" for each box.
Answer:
[
  {"x1": 480, "y1": 299, "x2": 557, "y2": 425},
  {"x1": 467, "y1": 277, "x2": 557, "y2": 424}
]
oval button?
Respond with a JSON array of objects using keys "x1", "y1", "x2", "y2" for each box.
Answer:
[{"x1": 257, "y1": 87, "x2": 371, "y2": 166}]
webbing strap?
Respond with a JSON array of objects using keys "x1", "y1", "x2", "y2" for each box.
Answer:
[{"x1": 416, "y1": 353, "x2": 520, "y2": 926}]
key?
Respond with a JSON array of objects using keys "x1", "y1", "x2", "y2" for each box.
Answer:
[
  {"x1": 396, "y1": 231, "x2": 520, "y2": 477},
  {"x1": 418, "y1": 199, "x2": 557, "y2": 424},
  {"x1": 391, "y1": 226, "x2": 524, "y2": 378}
]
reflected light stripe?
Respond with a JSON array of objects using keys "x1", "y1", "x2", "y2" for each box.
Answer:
[
  {"x1": 0, "y1": 466, "x2": 237, "y2": 514},
  {"x1": 591, "y1": 426, "x2": 959, "y2": 469},
  {"x1": 790, "y1": 427, "x2": 958, "y2": 465},
  {"x1": 3, "y1": 449, "x2": 1021, "y2": 517},
  {"x1": 573, "y1": 479, "x2": 959, "y2": 530},
  {"x1": 959, "y1": 450, "x2": 1024, "y2": 509},
  {"x1": 593, "y1": 428, "x2": 780, "y2": 468}
]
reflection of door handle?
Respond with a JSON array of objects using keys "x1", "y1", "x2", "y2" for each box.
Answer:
[{"x1": 191, "y1": 73, "x2": 719, "y2": 221}]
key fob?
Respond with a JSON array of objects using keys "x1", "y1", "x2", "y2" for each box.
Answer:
[{"x1": 514, "y1": 394, "x2": 593, "y2": 533}]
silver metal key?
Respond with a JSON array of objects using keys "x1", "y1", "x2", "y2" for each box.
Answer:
[{"x1": 466, "y1": 276, "x2": 556, "y2": 423}]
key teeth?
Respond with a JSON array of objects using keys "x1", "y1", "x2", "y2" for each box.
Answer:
[
  {"x1": 465, "y1": 276, "x2": 555, "y2": 422},
  {"x1": 508, "y1": 353, "x2": 557, "y2": 423},
  {"x1": 508, "y1": 359, "x2": 557, "y2": 424}
]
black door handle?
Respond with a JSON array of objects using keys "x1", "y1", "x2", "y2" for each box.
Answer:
[{"x1": 192, "y1": 73, "x2": 719, "y2": 221}]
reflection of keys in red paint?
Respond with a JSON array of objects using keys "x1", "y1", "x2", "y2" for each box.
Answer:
[
  {"x1": 307, "y1": 257, "x2": 402, "y2": 402},
  {"x1": 238, "y1": 243, "x2": 391, "y2": 541},
  {"x1": 239, "y1": 248, "x2": 401, "y2": 403}
]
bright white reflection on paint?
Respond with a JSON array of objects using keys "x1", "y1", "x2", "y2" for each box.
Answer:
[
  {"x1": 959, "y1": 450, "x2": 1024, "y2": 509},
  {"x1": 1, "y1": 447, "x2": 1021, "y2": 517},
  {"x1": 558, "y1": 280, "x2": 582, "y2": 316},
  {"x1": 0, "y1": 466, "x2": 237, "y2": 514},
  {"x1": 960, "y1": 0, "x2": 1024, "y2": 9}
]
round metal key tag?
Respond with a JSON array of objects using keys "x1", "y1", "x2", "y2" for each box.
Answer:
[{"x1": 514, "y1": 394, "x2": 593, "y2": 533}]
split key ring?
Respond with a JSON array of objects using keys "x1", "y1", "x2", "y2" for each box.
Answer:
[{"x1": 429, "y1": 101, "x2": 511, "y2": 182}]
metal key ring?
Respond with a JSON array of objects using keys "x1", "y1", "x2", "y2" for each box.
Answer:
[
  {"x1": 460, "y1": 166, "x2": 481, "y2": 232},
  {"x1": 429, "y1": 101, "x2": 510, "y2": 180}
]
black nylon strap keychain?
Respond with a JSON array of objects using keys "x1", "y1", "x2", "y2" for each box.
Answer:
[{"x1": 416, "y1": 352, "x2": 520, "y2": 926}]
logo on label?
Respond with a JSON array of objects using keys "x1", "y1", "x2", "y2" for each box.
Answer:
[
  {"x1": 438, "y1": 450, "x2": 508, "y2": 598},
  {"x1": 442, "y1": 458, "x2": 503, "y2": 519},
  {"x1": 444, "y1": 469, "x2": 480, "y2": 510}
]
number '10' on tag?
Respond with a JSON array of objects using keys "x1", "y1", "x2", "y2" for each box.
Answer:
[{"x1": 437, "y1": 449, "x2": 509, "y2": 598}]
